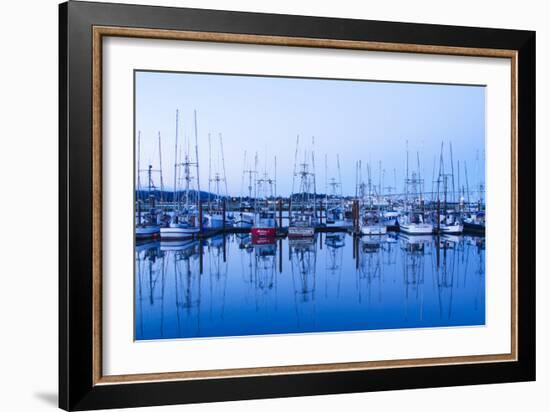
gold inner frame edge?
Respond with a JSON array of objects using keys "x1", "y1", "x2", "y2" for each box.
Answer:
[{"x1": 91, "y1": 26, "x2": 518, "y2": 386}]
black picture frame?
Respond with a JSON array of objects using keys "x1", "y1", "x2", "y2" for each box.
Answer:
[{"x1": 59, "y1": 1, "x2": 535, "y2": 410}]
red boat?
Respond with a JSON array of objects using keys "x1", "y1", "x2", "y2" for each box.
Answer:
[
  {"x1": 251, "y1": 232, "x2": 276, "y2": 245},
  {"x1": 251, "y1": 208, "x2": 277, "y2": 241},
  {"x1": 251, "y1": 227, "x2": 276, "y2": 239}
]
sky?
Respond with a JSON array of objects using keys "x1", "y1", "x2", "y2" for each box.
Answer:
[{"x1": 135, "y1": 70, "x2": 485, "y2": 197}]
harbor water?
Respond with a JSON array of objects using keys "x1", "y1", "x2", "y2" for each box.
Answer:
[{"x1": 135, "y1": 233, "x2": 485, "y2": 340}]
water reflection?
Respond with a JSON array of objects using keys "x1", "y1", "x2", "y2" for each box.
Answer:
[{"x1": 135, "y1": 233, "x2": 485, "y2": 340}]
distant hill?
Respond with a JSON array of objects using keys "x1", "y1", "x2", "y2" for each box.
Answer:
[
  {"x1": 136, "y1": 189, "x2": 227, "y2": 202},
  {"x1": 136, "y1": 190, "x2": 346, "y2": 202}
]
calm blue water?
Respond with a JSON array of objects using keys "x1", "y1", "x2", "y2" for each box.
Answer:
[{"x1": 135, "y1": 233, "x2": 485, "y2": 340}]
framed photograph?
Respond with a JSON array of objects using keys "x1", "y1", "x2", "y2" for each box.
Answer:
[{"x1": 59, "y1": 1, "x2": 535, "y2": 410}]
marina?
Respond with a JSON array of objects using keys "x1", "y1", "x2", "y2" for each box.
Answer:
[
  {"x1": 134, "y1": 71, "x2": 487, "y2": 340},
  {"x1": 135, "y1": 131, "x2": 487, "y2": 241}
]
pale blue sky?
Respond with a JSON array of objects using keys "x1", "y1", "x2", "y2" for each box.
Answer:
[{"x1": 135, "y1": 70, "x2": 485, "y2": 197}]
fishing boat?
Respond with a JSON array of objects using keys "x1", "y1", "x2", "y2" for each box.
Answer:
[
  {"x1": 360, "y1": 210, "x2": 387, "y2": 235},
  {"x1": 234, "y1": 199, "x2": 254, "y2": 228},
  {"x1": 160, "y1": 109, "x2": 202, "y2": 240},
  {"x1": 323, "y1": 155, "x2": 346, "y2": 228},
  {"x1": 136, "y1": 224, "x2": 160, "y2": 239},
  {"x1": 135, "y1": 131, "x2": 162, "y2": 239},
  {"x1": 399, "y1": 212, "x2": 433, "y2": 235},
  {"x1": 355, "y1": 160, "x2": 387, "y2": 235},
  {"x1": 288, "y1": 136, "x2": 317, "y2": 238},
  {"x1": 236, "y1": 154, "x2": 257, "y2": 229},
  {"x1": 161, "y1": 219, "x2": 200, "y2": 239},
  {"x1": 432, "y1": 141, "x2": 464, "y2": 235},
  {"x1": 251, "y1": 156, "x2": 277, "y2": 239},
  {"x1": 288, "y1": 215, "x2": 316, "y2": 238},
  {"x1": 325, "y1": 206, "x2": 345, "y2": 227},
  {"x1": 400, "y1": 143, "x2": 433, "y2": 235},
  {"x1": 235, "y1": 211, "x2": 254, "y2": 228},
  {"x1": 382, "y1": 210, "x2": 400, "y2": 231},
  {"x1": 136, "y1": 199, "x2": 161, "y2": 239},
  {"x1": 251, "y1": 208, "x2": 277, "y2": 239},
  {"x1": 463, "y1": 211, "x2": 485, "y2": 235},
  {"x1": 203, "y1": 132, "x2": 235, "y2": 229},
  {"x1": 438, "y1": 210, "x2": 464, "y2": 234}
]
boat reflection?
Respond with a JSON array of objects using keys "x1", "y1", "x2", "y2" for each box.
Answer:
[{"x1": 135, "y1": 232, "x2": 485, "y2": 340}]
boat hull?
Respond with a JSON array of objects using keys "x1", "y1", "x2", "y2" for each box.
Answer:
[
  {"x1": 399, "y1": 223, "x2": 433, "y2": 235},
  {"x1": 251, "y1": 227, "x2": 276, "y2": 239},
  {"x1": 463, "y1": 222, "x2": 485, "y2": 235},
  {"x1": 288, "y1": 226, "x2": 315, "y2": 238},
  {"x1": 438, "y1": 223, "x2": 464, "y2": 234},
  {"x1": 135, "y1": 225, "x2": 160, "y2": 239}
]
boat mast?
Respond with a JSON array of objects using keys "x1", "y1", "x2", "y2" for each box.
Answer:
[
  {"x1": 274, "y1": 156, "x2": 277, "y2": 198},
  {"x1": 137, "y1": 130, "x2": 142, "y2": 224},
  {"x1": 311, "y1": 136, "x2": 317, "y2": 222},
  {"x1": 378, "y1": 160, "x2": 382, "y2": 206},
  {"x1": 291, "y1": 135, "x2": 299, "y2": 218},
  {"x1": 240, "y1": 150, "x2": 247, "y2": 205},
  {"x1": 194, "y1": 110, "x2": 201, "y2": 211},
  {"x1": 464, "y1": 161, "x2": 471, "y2": 207},
  {"x1": 457, "y1": 160, "x2": 461, "y2": 211},
  {"x1": 173, "y1": 110, "x2": 179, "y2": 215},
  {"x1": 254, "y1": 152, "x2": 258, "y2": 213},
  {"x1": 405, "y1": 140, "x2": 409, "y2": 210},
  {"x1": 417, "y1": 152, "x2": 423, "y2": 209},
  {"x1": 158, "y1": 131, "x2": 164, "y2": 205},
  {"x1": 219, "y1": 132, "x2": 228, "y2": 199},
  {"x1": 324, "y1": 154, "x2": 328, "y2": 210},
  {"x1": 207, "y1": 132, "x2": 212, "y2": 213},
  {"x1": 449, "y1": 142, "x2": 455, "y2": 205},
  {"x1": 337, "y1": 154, "x2": 343, "y2": 208}
]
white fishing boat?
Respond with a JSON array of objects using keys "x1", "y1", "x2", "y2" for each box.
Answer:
[
  {"x1": 439, "y1": 222, "x2": 463, "y2": 234},
  {"x1": 234, "y1": 211, "x2": 255, "y2": 228},
  {"x1": 399, "y1": 212, "x2": 433, "y2": 235},
  {"x1": 163, "y1": 109, "x2": 203, "y2": 240},
  {"x1": 399, "y1": 142, "x2": 433, "y2": 235},
  {"x1": 288, "y1": 219, "x2": 315, "y2": 238},
  {"x1": 360, "y1": 211, "x2": 387, "y2": 235},
  {"x1": 289, "y1": 137, "x2": 317, "y2": 238}
]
